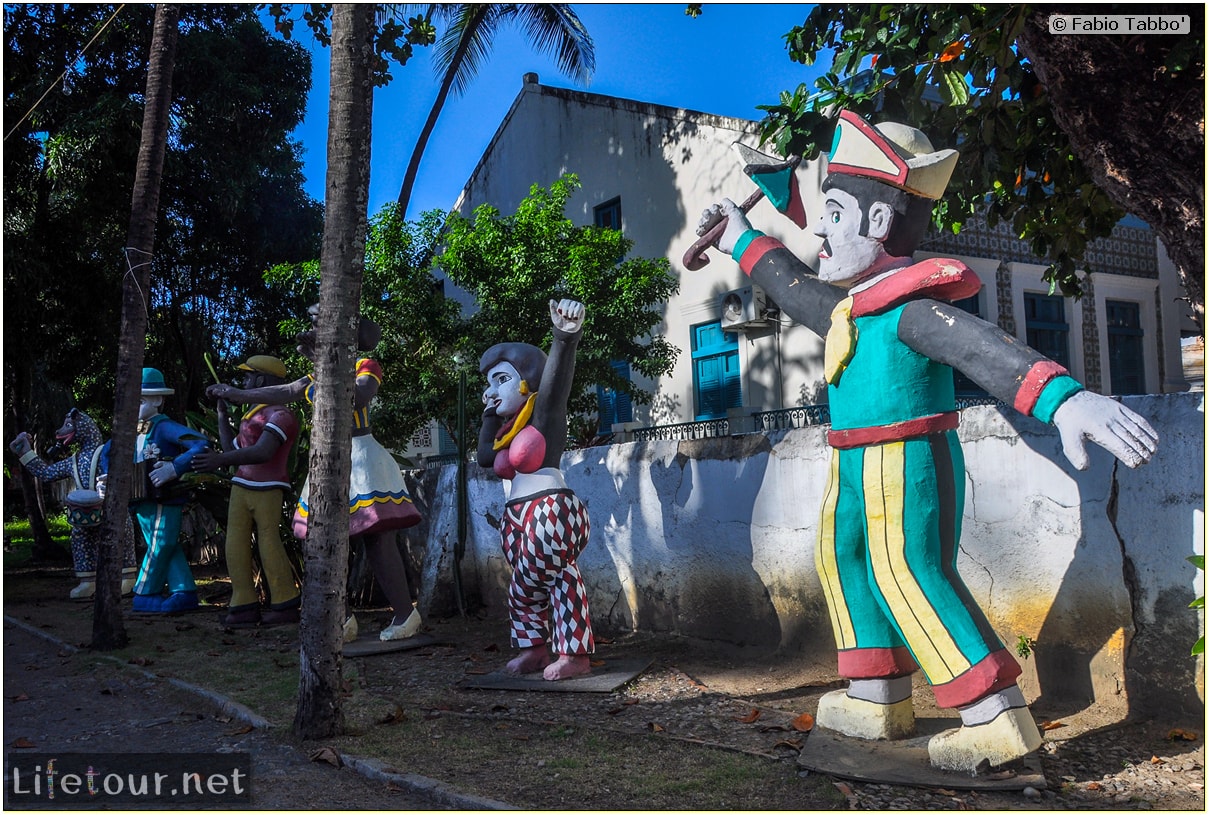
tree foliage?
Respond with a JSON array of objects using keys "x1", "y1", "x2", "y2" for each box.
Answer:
[
  {"x1": 264, "y1": 3, "x2": 437, "y2": 86},
  {"x1": 750, "y1": 4, "x2": 1204, "y2": 320},
  {"x1": 437, "y1": 174, "x2": 681, "y2": 432},
  {"x1": 265, "y1": 176, "x2": 679, "y2": 449},
  {"x1": 3, "y1": 4, "x2": 324, "y2": 437}
]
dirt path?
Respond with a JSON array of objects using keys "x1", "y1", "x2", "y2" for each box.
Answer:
[{"x1": 2, "y1": 622, "x2": 498, "y2": 811}]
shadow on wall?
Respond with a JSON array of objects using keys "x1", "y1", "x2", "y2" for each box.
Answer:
[
  {"x1": 998, "y1": 394, "x2": 1204, "y2": 720},
  {"x1": 581, "y1": 434, "x2": 782, "y2": 648}
]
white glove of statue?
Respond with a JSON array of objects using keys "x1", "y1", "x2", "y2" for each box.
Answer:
[
  {"x1": 696, "y1": 198, "x2": 752, "y2": 256},
  {"x1": 550, "y1": 299, "x2": 585, "y2": 335},
  {"x1": 96, "y1": 473, "x2": 107, "y2": 499},
  {"x1": 148, "y1": 460, "x2": 179, "y2": 487},
  {"x1": 1051, "y1": 390, "x2": 1159, "y2": 470},
  {"x1": 9, "y1": 432, "x2": 32, "y2": 457}
]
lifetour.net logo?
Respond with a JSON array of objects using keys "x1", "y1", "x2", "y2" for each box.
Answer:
[{"x1": 5, "y1": 753, "x2": 251, "y2": 806}]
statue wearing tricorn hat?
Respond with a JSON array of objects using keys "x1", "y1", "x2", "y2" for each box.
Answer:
[{"x1": 695, "y1": 110, "x2": 1159, "y2": 772}]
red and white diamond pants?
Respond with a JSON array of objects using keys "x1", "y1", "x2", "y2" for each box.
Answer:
[{"x1": 500, "y1": 489, "x2": 595, "y2": 655}]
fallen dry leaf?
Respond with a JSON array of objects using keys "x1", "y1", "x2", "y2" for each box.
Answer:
[
  {"x1": 1151, "y1": 755, "x2": 1165, "y2": 765},
  {"x1": 465, "y1": 667, "x2": 490, "y2": 675},
  {"x1": 13, "y1": 737, "x2": 36, "y2": 749},
  {"x1": 833, "y1": 781, "x2": 853, "y2": 797},
  {"x1": 1040, "y1": 720, "x2": 1066, "y2": 731},
  {"x1": 385, "y1": 782, "x2": 405, "y2": 793},
  {"x1": 1086, "y1": 781, "x2": 1103, "y2": 791},
  {"x1": 737, "y1": 708, "x2": 761, "y2": 724},
  {"x1": 791, "y1": 712, "x2": 814, "y2": 732},
  {"x1": 10, "y1": 693, "x2": 30, "y2": 702},
  {"x1": 774, "y1": 738, "x2": 804, "y2": 751},
  {"x1": 376, "y1": 705, "x2": 406, "y2": 725},
  {"x1": 759, "y1": 724, "x2": 789, "y2": 732},
  {"x1": 589, "y1": 659, "x2": 605, "y2": 667},
  {"x1": 1168, "y1": 728, "x2": 1200, "y2": 742},
  {"x1": 511, "y1": 734, "x2": 530, "y2": 741},
  {"x1": 490, "y1": 704, "x2": 509, "y2": 713},
  {"x1": 128, "y1": 656, "x2": 153, "y2": 666},
  {"x1": 226, "y1": 724, "x2": 255, "y2": 736},
  {"x1": 648, "y1": 722, "x2": 665, "y2": 732},
  {"x1": 309, "y1": 746, "x2": 343, "y2": 768},
  {"x1": 482, "y1": 643, "x2": 499, "y2": 652}
]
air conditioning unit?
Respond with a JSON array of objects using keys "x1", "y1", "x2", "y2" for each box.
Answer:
[{"x1": 719, "y1": 284, "x2": 770, "y2": 331}]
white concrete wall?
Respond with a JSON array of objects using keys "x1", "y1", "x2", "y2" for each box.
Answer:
[{"x1": 414, "y1": 393, "x2": 1205, "y2": 717}]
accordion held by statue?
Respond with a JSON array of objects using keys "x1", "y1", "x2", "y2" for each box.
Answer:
[{"x1": 130, "y1": 459, "x2": 191, "y2": 503}]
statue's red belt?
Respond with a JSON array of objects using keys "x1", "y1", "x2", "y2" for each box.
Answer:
[{"x1": 827, "y1": 411, "x2": 959, "y2": 449}]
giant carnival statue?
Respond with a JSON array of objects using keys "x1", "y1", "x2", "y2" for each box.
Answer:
[
  {"x1": 99, "y1": 368, "x2": 210, "y2": 614},
  {"x1": 477, "y1": 299, "x2": 596, "y2": 681},
  {"x1": 10, "y1": 409, "x2": 139, "y2": 600},
  {"x1": 193, "y1": 355, "x2": 302, "y2": 628},
  {"x1": 206, "y1": 307, "x2": 424, "y2": 642},
  {"x1": 693, "y1": 110, "x2": 1158, "y2": 772}
]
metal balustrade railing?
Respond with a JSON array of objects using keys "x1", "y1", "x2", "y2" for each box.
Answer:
[
  {"x1": 752, "y1": 405, "x2": 831, "y2": 431},
  {"x1": 418, "y1": 397, "x2": 1007, "y2": 462},
  {"x1": 631, "y1": 418, "x2": 730, "y2": 442}
]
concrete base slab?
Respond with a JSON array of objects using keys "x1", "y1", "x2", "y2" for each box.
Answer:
[
  {"x1": 459, "y1": 657, "x2": 652, "y2": 693},
  {"x1": 799, "y1": 716, "x2": 1046, "y2": 791},
  {"x1": 343, "y1": 633, "x2": 438, "y2": 657}
]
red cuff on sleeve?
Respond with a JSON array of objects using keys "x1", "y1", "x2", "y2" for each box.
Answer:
[
  {"x1": 738, "y1": 235, "x2": 786, "y2": 277},
  {"x1": 1013, "y1": 360, "x2": 1069, "y2": 416}
]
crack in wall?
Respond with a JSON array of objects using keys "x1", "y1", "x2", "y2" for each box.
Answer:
[
  {"x1": 1108, "y1": 459, "x2": 1142, "y2": 668},
  {"x1": 959, "y1": 544, "x2": 996, "y2": 605}
]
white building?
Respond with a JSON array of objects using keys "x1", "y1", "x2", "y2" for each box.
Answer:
[{"x1": 407, "y1": 73, "x2": 1197, "y2": 457}]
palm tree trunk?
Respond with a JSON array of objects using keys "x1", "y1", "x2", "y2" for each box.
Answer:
[
  {"x1": 395, "y1": 7, "x2": 487, "y2": 215},
  {"x1": 92, "y1": 2, "x2": 181, "y2": 650},
  {"x1": 293, "y1": 2, "x2": 376, "y2": 740}
]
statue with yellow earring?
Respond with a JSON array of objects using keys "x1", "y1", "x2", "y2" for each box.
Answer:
[{"x1": 477, "y1": 299, "x2": 595, "y2": 681}]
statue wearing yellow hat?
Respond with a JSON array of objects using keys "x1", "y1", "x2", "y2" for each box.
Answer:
[
  {"x1": 193, "y1": 355, "x2": 302, "y2": 627},
  {"x1": 696, "y1": 110, "x2": 1159, "y2": 773}
]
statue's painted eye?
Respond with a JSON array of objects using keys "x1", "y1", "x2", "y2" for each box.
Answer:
[{"x1": 831, "y1": 212, "x2": 841, "y2": 224}]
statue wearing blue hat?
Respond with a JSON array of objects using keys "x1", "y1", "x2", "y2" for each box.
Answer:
[{"x1": 100, "y1": 367, "x2": 209, "y2": 613}]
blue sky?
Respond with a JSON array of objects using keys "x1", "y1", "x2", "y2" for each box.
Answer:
[{"x1": 292, "y1": 4, "x2": 825, "y2": 217}]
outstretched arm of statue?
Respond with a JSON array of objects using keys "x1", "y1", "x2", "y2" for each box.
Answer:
[
  {"x1": 898, "y1": 299, "x2": 1159, "y2": 470},
  {"x1": 207, "y1": 376, "x2": 309, "y2": 406},
  {"x1": 9, "y1": 432, "x2": 70, "y2": 481}
]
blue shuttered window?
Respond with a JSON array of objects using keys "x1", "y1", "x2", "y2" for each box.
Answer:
[
  {"x1": 597, "y1": 360, "x2": 633, "y2": 427},
  {"x1": 692, "y1": 322, "x2": 741, "y2": 420}
]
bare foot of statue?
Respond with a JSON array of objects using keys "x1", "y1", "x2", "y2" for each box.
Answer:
[
  {"x1": 505, "y1": 646, "x2": 552, "y2": 675},
  {"x1": 543, "y1": 654, "x2": 591, "y2": 681}
]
